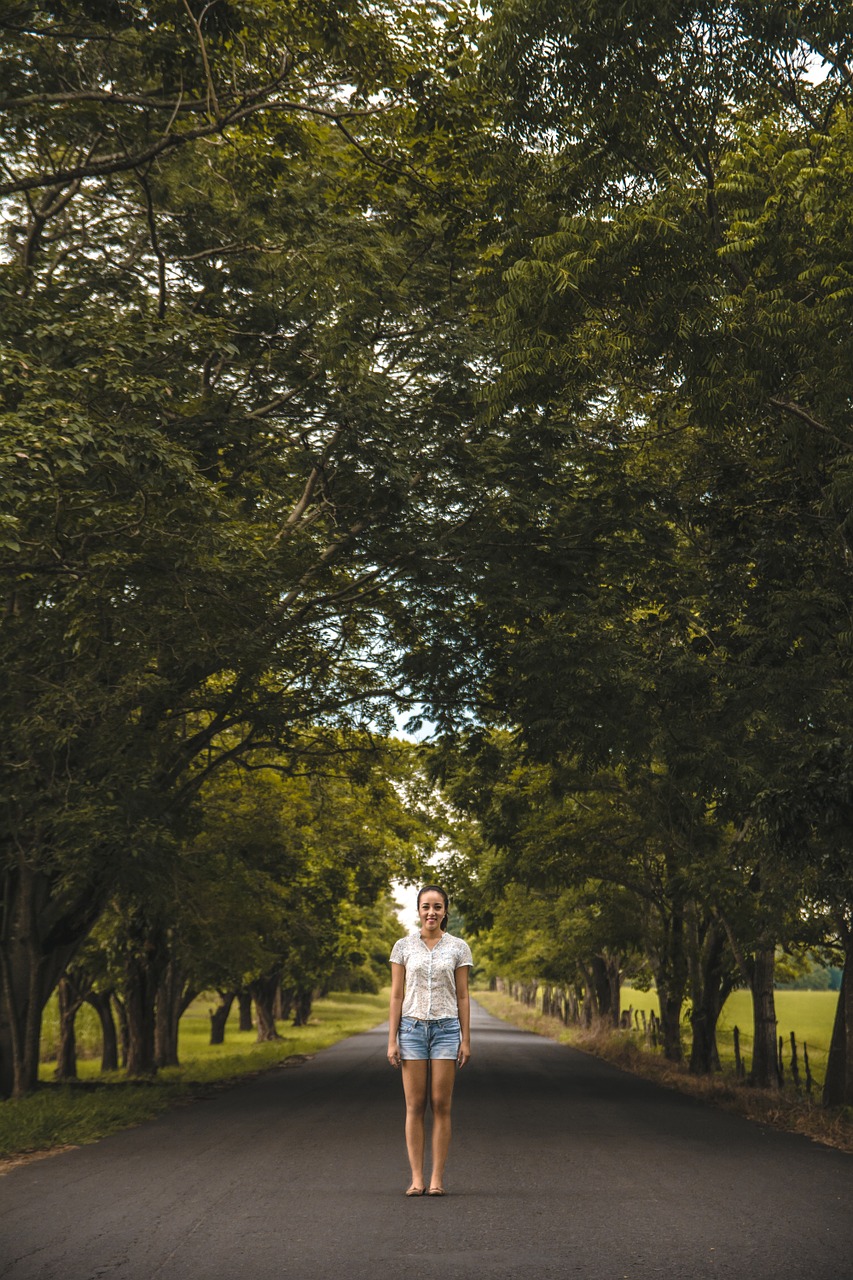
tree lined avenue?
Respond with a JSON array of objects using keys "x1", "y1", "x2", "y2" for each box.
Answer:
[{"x1": 2, "y1": 1, "x2": 853, "y2": 1116}]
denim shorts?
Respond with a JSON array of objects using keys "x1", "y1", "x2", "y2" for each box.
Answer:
[{"x1": 398, "y1": 1016, "x2": 461, "y2": 1061}]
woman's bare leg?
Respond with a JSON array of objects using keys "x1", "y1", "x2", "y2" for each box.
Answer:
[
  {"x1": 428, "y1": 1060, "x2": 457, "y2": 1191},
  {"x1": 401, "y1": 1060, "x2": 429, "y2": 1191}
]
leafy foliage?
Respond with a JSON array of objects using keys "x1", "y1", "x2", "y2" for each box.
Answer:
[{"x1": 0, "y1": 0, "x2": 495, "y2": 1094}]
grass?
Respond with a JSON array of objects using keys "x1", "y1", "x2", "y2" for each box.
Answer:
[
  {"x1": 474, "y1": 987, "x2": 853, "y2": 1154},
  {"x1": 1, "y1": 989, "x2": 389, "y2": 1165}
]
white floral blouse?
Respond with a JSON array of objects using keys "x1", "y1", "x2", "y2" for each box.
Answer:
[{"x1": 389, "y1": 931, "x2": 474, "y2": 1020}]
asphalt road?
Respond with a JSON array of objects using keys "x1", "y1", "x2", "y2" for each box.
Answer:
[{"x1": 2, "y1": 1000, "x2": 852, "y2": 1280}]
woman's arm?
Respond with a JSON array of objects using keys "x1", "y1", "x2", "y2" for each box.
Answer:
[
  {"x1": 387, "y1": 962, "x2": 405, "y2": 1067},
  {"x1": 455, "y1": 963, "x2": 471, "y2": 1068}
]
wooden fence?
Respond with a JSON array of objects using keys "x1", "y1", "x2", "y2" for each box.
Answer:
[{"x1": 490, "y1": 977, "x2": 830, "y2": 1090}]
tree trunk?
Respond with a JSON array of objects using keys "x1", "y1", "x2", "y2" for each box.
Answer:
[
  {"x1": 542, "y1": 984, "x2": 560, "y2": 1019},
  {"x1": 608, "y1": 960, "x2": 621, "y2": 1029},
  {"x1": 656, "y1": 983, "x2": 684, "y2": 1061},
  {"x1": 237, "y1": 989, "x2": 254, "y2": 1032},
  {"x1": 689, "y1": 997, "x2": 722, "y2": 1075},
  {"x1": 112, "y1": 993, "x2": 129, "y2": 1069},
  {"x1": 154, "y1": 956, "x2": 195, "y2": 1069},
  {"x1": 292, "y1": 987, "x2": 313, "y2": 1027},
  {"x1": 55, "y1": 977, "x2": 79, "y2": 1081},
  {"x1": 596, "y1": 953, "x2": 622, "y2": 1029},
  {"x1": 0, "y1": 863, "x2": 99, "y2": 1097},
  {"x1": 209, "y1": 991, "x2": 236, "y2": 1045},
  {"x1": 589, "y1": 956, "x2": 612, "y2": 1025},
  {"x1": 123, "y1": 951, "x2": 160, "y2": 1077},
  {"x1": 249, "y1": 973, "x2": 282, "y2": 1041},
  {"x1": 652, "y1": 902, "x2": 689, "y2": 1063},
  {"x1": 688, "y1": 919, "x2": 737, "y2": 1075},
  {"x1": 823, "y1": 926, "x2": 853, "y2": 1107},
  {"x1": 154, "y1": 965, "x2": 179, "y2": 1069},
  {"x1": 54, "y1": 971, "x2": 91, "y2": 1081},
  {"x1": 749, "y1": 946, "x2": 781, "y2": 1089},
  {"x1": 579, "y1": 964, "x2": 597, "y2": 1027},
  {"x1": 566, "y1": 987, "x2": 581, "y2": 1025},
  {"x1": 86, "y1": 990, "x2": 119, "y2": 1072}
]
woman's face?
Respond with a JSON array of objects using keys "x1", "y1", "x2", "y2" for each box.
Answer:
[{"x1": 418, "y1": 892, "x2": 447, "y2": 931}]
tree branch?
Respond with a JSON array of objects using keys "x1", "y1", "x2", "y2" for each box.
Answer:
[
  {"x1": 806, "y1": 40, "x2": 853, "y2": 94},
  {"x1": 137, "y1": 173, "x2": 167, "y2": 320},
  {"x1": 0, "y1": 89, "x2": 210, "y2": 111},
  {"x1": 0, "y1": 96, "x2": 380, "y2": 197},
  {"x1": 273, "y1": 426, "x2": 342, "y2": 544},
  {"x1": 246, "y1": 371, "x2": 319, "y2": 420},
  {"x1": 769, "y1": 397, "x2": 849, "y2": 446},
  {"x1": 181, "y1": 0, "x2": 221, "y2": 120}
]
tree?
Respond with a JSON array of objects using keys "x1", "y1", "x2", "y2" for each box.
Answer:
[
  {"x1": 46, "y1": 733, "x2": 433, "y2": 1070},
  {"x1": 0, "y1": 0, "x2": 492, "y2": 1095},
  {"x1": 403, "y1": 2, "x2": 853, "y2": 1090}
]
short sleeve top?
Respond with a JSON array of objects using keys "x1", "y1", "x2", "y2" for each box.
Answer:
[{"x1": 389, "y1": 931, "x2": 473, "y2": 1020}]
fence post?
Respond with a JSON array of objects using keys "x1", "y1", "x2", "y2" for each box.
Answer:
[
  {"x1": 803, "y1": 1042, "x2": 813, "y2": 1096},
  {"x1": 778, "y1": 1034, "x2": 785, "y2": 1083},
  {"x1": 790, "y1": 1031, "x2": 801, "y2": 1091},
  {"x1": 734, "y1": 1025, "x2": 744, "y2": 1080}
]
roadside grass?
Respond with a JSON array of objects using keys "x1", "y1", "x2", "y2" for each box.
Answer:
[
  {"x1": 1, "y1": 989, "x2": 389, "y2": 1165},
  {"x1": 474, "y1": 988, "x2": 853, "y2": 1154}
]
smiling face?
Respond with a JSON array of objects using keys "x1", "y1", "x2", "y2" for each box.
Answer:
[{"x1": 418, "y1": 889, "x2": 448, "y2": 933}]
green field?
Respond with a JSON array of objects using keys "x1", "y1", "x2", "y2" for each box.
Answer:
[
  {"x1": 622, "y1": 987, "x2": 838, "y2": 1084},
  {"x1": 2, "y1": 989, "x2": 390, "y2": 1160}
]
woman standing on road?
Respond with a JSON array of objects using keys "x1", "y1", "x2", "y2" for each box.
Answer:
[{"x1": 387, "y1": 884, "x2": 472, "y2": 1197}]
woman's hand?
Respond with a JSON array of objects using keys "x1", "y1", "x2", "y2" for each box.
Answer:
[
  {"x1": 457, "y1": 1039, "x2": 471, "y2": 1069},
  {"x1": 387, "y1": 1042, "x2": 401, "y2": 1068}
]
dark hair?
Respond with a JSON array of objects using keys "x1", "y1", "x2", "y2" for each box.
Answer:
[{"x1": 417, "y1": 884, "x2": 449, "y2": 931}]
